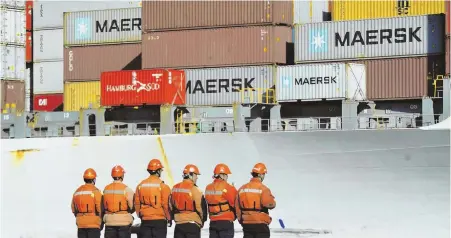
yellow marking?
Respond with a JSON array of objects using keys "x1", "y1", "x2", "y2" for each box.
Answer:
[
  {"x1": 157, "y1": 136, "x2": 174, "y2": 188},
  {"x1": 72, "y1": 138, "x2": 79, "y2": 147},
  {"x1": 10, "y1": 149, "x2": 40, "y2": 166}
]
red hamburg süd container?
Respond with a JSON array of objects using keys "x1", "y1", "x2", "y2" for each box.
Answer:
[
  {"x1": 26, "y1": 0, "x2": 33, "y2": 31},
  {"x1": 33, "y1": 94, "x2": 63, "y2": 111},
  {"x1": 101, "y1": 69, "x2": 186, "y2": 107}
]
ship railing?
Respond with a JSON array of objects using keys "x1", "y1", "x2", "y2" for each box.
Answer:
[{"x1": 1, "y1": 114, "x2": 446, "y2": 139}]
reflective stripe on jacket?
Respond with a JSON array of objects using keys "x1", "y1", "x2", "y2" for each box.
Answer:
[
  {"x1": 134, "y1": 175, "x2": 171, "y2": 221},
  {"x1": 205, "y1": 179, "x2": 237, "y2": 221},
  {"x1": 71, "y1": 184, "x2": 103, "y2": 229},
  {"x1": 235, "y1": 178, "x2": 276, "y2": 225},
  {"x1": 170, "y1": 179, "x2": 207, "y2": 226},
  {"x1": 103, "y1": 181, "x2": 135, "y2": 226}
]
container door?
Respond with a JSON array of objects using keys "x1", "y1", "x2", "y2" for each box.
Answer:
[{"x1": 346, "y1": 63, "x2": 366, "y2": 101}]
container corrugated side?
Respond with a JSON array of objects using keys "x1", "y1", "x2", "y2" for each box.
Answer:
[
  {"x1": 142, "y1": 1, "x2": 292, "y2": 32},
  {"x1": 294, "y1": 0, "x2": 329, "y2": 24},
  {"x1": 361, "y1": 56, "x2": 445, "y2": 100},
  {"x1": 276, "y1": 63, "x2": 366, "y2": 101},
  {"x1": 33, "y1": 29, "x2": 63, "y2": 62},
  {"x1": 185, "y1": 66, "x2": 275, "y2": 106},
  {"x1": 295, "y1": 14, "x2": 444, "y2": 62},
  {"x1": 33, "y1": 93, "x2": 63, "y2": 111},
  {"x1": 1, "y1": 80, "x2": 25, "y2": 111},
  {"x1": 446, "y1": 0, "x2": 450, "y2": 34},
  {"x1": 64, "y1": 43, "x2": 141, "y2": 81},
  {"x1": 64, "y1": 8, "x2": 141, "y2": 46},
  {"x1": 0, "y1": 45, "x2": 26, "y2": 80},
  {"x1": 101, "y1": 70, "x2": 186, "y2": 106},
  {"x1": 33, "y1": 61, "x2": 64, "y2": 94},
  {"x1": 331, "y1": 0, "x2": 445, "y2": 21},
  {"x1": 1, "y1": 9, "x2": 26, "y2": 45},
  {"x1": 64, "y1": 81, "x2": 101, "y2": 111},
  {"x1": 32, "y1": 0, "x2": 142, "y2": 30},
  {"x1": 142, "y1": 26, "x2": 292, "y2": 69},
  {"x1": 26, "y1": 0, "x2": 32, "y2": 31},
  {"x1": 2, "y1": 0, "x2": 25, "y2": 8}
]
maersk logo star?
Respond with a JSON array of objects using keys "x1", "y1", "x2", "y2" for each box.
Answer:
[
  {"x1": 309, "y1": 29, "x2": 327, "y2": 53},
  {"x1": 74, "y1": 18, "x2": 91, "y2": 40},
  {"x1": 281, "y1": 76, "x2": 291, "y2": 88}
]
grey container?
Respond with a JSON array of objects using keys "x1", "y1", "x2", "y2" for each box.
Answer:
[
  {"x1": 276, "y1": 63, "x2": 367, "y2": 101},
  {"x1": 185, "y1": 66, "x2": 276, "y2": 106},
  {"x1": 33, "y1": 0, "x2": 141, "y2": 30},
  {"x1": 64, "y1": 8, "x2": 141, "y2": 46},
  {"x1": 295, "y1": 14, "x2": 445, "y2": 62}
]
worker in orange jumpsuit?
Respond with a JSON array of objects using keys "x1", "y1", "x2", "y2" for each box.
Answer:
[
  {"x1": 135, "y1": 159, "x2": 172, "y2": 238},
  {"x1": 235, "y1": 163, "x2": 276, "y2": 238},
  {"x1": 170, "y1": 164, "x2": 208, "y2": 238},
  {"x1": 103, "y1": 165, "x2": 135, "y2": 238},
  {"x1": 205, "y1": 164, "x2": 238, "y2": 238},
  {"x1": 71, "y1": 168, "x2": 104, "y2": 238}
]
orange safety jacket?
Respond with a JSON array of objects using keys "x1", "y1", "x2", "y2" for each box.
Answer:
[
  {"x1": 71, "y1": 184, "x2": 103, "y2": 229},
  {"x1": 134, "y1": 176, "x2": 172, "y2": 221},
  {"x1": 103, "y1": 182, "x2": 131, "y2": 214},
  {"x1": 235, "y1": 178, "x2": 276, "y2": 225},
  {"x1": 170, "y1": 179, "x2": 207, "y2": 226},
  {"x1": 204, "y1": 179, "x2": 237, "y2": 221}
]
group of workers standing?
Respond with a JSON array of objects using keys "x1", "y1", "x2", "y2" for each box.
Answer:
[{"x1": 72, "y1": 159, "x2": 276, "y2": 238}]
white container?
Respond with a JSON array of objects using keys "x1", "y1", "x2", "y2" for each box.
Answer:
[
  {"x1": 33, "y1": 0, "x2": 142, "y2": 30},
  {"x1": 1, "y1": 0, "x2": 25, "y2": 9},
  {"x1": 33, "y1": 29, "x2": 64, "y2": 61},
  {"x1": 0, "y1": 45, "x2": 26, "y2": 80},
  {"x1": 276, "y1": 63, "x2": 367, "y2": 101},
  {"x1": 294, "y1": 0, "x2": 329, "y2": 24},
  {"x1": 295, "y1": 14, "x2": 445, "y2": 62},
  {"x1": 0, "y1": 8, "x2": 26, "y2": 45},
  {"x1": 185, "y1": 66, "x2": 276, "y2": 106},
  {"x1": 33, "y1": 61, "x2": 64, "y2": 94},
  {"x1": 64, "y1": 8, "x2": 142, "y2": 46}
]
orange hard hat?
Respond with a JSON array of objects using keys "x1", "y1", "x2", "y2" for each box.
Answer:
[
  {"x1": 214, "y1": 163, "x2": 232, "y2": 175},
  {"x1": 111, "y1": 165, "x2": 125, "y2": 177},
  {"x1": 83, "y1": 168, "x2": 97, "y2": 180},
  {"x1": 251, "y1": 163, "x2": 267, "y2": 174},
  {"x1": 147, "y1": 159, "x2": 164, "y2": 171},
  {"x1": 183, "y1": 164, "x2": 201, "y2": 175}
]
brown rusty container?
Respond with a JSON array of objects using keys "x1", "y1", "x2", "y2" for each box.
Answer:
[
  {"x1": 1, "y1": 80, "x2": 25, "y2": 111},
  {"x1": 361, "y1": 56, "x2": 445, "y2": 100},
  {"x1": 64, "y1": 43, "x2": 141, "y2": 82},
  {"x1": 142, "y1": 26, "x2": 292, "y2": 69},
  {"x1": 142, "y1": 1, "x2": 293, "y2": 32}
]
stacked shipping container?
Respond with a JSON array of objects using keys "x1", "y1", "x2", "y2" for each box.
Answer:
[
  {"x1": 31, "y1": 0, "x2": 141, "y2": 111},
  {"x1": 139, "y1": 1, "x2": 298, "y2": 107},
  {"x1": 1, "y1": 0, "x2": 26, "y2": 112},
  {"x1": 63, "y1": 7, "x2": 142, "y2": 111},
  {"x1": 25, "y1": 0, "x2": 31, "y2": 109},
  {"x1": 293, "y1": 0, "x2": 448, "y2": 102}
]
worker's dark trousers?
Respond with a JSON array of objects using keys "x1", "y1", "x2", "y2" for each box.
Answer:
[
  {"x1": 139, "y1": 220, "x2": 168, "y2": 238},
  {"x1": 77, "y1": 228, "x2": 101, "y2": 238},
  {"x1": 104, "y1": 225, "x2": 131, "y2": 238},
  {"x1": 209, "y1": 220, "x2": 234, "y2": 238},
  {"x1": 241, "y1": 224, "x2": 270, "y2": 238},
  {"x1": 174, "y1": 223, "x2": 201, "y2": 238}
]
